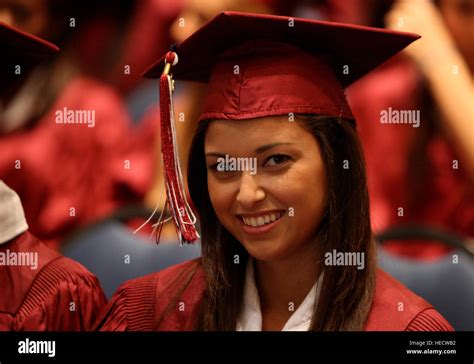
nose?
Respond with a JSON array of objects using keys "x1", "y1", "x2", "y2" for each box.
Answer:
[{"x1": 236, "y1": 172, "x2": 265, "y2": 208}]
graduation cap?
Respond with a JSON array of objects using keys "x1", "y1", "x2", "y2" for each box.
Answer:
[
  {"x1": 143, "y1": 11, "x2": 420, "y2": 244},
  {"x1": 0, "y1": 21, "x2": 58, "y2": 81}
]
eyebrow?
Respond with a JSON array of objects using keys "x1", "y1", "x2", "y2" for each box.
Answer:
[{"x1": 205, "y1": 142, "x2": 295, "y2": 157}]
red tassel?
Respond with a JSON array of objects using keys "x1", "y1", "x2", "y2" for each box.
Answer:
[{"x1": 159, "y1": 51, "x2": 200, "y2": 244}]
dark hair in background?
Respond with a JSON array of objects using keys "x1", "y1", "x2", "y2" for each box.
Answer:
[{"x1": 187, "y1": 115, "x2": 376, "y2": 331}]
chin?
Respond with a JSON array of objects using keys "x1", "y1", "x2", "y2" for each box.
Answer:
[{"x1": 241, "y1": 239, "x2": 289, "y2": 262}]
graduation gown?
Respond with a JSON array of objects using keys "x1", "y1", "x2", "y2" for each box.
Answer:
[
  {"x1": 0, "y1": 231, "x2": 107, "y2": 330},
  {"x1": 95, "y1": 259, "x2": 453, "y2": 331}
]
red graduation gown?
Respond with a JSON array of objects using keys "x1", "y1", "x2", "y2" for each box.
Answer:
[
  {"x1": 95, "y1": 259, "x2": 453, "y2": 331},
  {"x1": 0, "y1": 231, "x2": 107, "y2": 331}
]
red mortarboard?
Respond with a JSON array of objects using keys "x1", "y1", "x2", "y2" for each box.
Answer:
[
  {"x1": 1, "y1": 21, "x2": 58, "y2": 64},
  {"x1": 1, "y1": 21, "x2": 58, "y2": 86},
  {"x1": 143, "y1": 11, "x2": 420, "y2": 244}
]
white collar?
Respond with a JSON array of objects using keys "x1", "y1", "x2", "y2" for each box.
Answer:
[
  {"x1": 0, "y1": 180, "x2": 28, "y2": 244},
  {"x1": 236, "y1": 259, "x2": 323, "y2": 331}
]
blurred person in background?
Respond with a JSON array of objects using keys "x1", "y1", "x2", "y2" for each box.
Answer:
[
  {"x1": 0, "y1": 0, "x2": 152, "y2": 250},
  {"x1": 0, "y1": 178, "x2": 107, "y2": 330},
  {"x1": 0, "y1": 180, "x2": 107, "y2": 331},
  {"x1": 0, "y1": 23, "x2": 106, "y2": 331},
  {"x1": 346, "y1": 0, "x2": 474, "y2": 259}
]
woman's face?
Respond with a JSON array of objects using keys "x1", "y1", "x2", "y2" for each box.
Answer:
[{"x1": 204, "y1": 116, "x2": 327, "y2": 262}]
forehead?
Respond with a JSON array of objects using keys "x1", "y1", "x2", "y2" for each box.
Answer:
[{"x1": 204, "y1": 116, "x2": 312, "y2": 151}]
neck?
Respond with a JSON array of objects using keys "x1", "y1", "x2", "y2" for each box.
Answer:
[{"x1": 254, "y1": 245, "x2": 321, "y2": 321}]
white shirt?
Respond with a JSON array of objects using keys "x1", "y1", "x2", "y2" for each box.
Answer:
[
  {"x1": 236, "y1": 259, "x2": 323, "y2": 331},
  {"x1": 0, "y1": 180, "x2": 28, "y2": 244}
]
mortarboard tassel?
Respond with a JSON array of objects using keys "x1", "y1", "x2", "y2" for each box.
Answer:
[{"x1": 157, "y1": 50, "x2": 200, "y2": 244}]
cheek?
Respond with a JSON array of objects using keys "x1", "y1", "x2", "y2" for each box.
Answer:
[
  {"x1": 282, "y1": 162, "x2": 327, "y2": 229},
  {"x1": 207, "y1": 176, "x2": 236, "y2": 223}
]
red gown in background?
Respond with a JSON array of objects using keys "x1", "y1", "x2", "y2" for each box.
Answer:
[
  {"x1": 95, "y1": 259, "x2": 453, "y2": 331},
  {"x1": 0, "y1": 76, "x2": 155, "y2": 250},
  {"x1": 347, "y1": 57, "x2": 474, "y2": 260},
  {"x1": 0, "y1": 231, "x2": 107, "y2": 330}
]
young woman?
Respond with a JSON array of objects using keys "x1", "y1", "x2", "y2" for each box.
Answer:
[{"x1": 95, "y1": 12, "x2": 453, "y2": 331}]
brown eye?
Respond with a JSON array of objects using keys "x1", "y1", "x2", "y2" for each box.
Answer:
[
  {"x1": 207, "y1": 163, "x2": 219, "y2": 170},
  {"x1": 263, "y1": 154, "x2": 291, "y2": 167},
  {"x1": 207, "y1": 162, "x2": 239, "y2": 179}
]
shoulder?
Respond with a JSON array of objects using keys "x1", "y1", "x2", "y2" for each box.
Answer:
[
  {"x1": 2, "y1": 232, "x2": 107, "y2": 330},
  {"x1": 23, "y1": 231, "x2": 104, "y2": 290},
  {"x1": 0, "y1": 232, "x2": 59, "y2": 315},
  {"x1": 15, "y1": 256, "x2": 107, "y2": 330},
  {"x1": 37, "y1": 254, "x2": 105, "y2": 290},
  {"x1": 365, "y1": 269, "x2": 453, "y2": 331},
  {"x1": 33, "y1": 235, "x2": 106, "y2": 309},
  {"x1": 95, "y1": 258, "x2": 205, "y2": 331}
]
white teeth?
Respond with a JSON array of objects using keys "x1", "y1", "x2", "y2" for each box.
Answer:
[{"x1": 241, "y1": 211, "x2": 285, "y2": 227}]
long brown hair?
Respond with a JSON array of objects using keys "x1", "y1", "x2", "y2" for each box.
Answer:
[{"x1": 187, "y1": 115, "x2": 376, "y2": 331}]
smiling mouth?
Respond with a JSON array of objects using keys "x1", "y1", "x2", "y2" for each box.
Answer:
[{"x1": 238, "y1": 210, "x2": 286, "y2": 227}]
